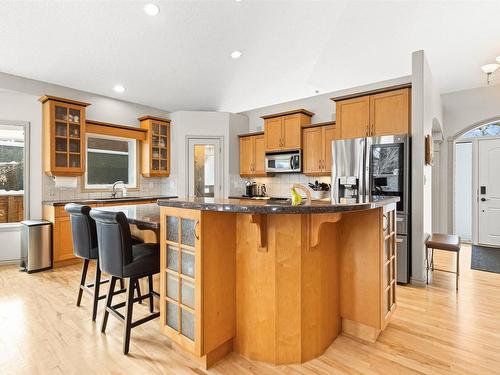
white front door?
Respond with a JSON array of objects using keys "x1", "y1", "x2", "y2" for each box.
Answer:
[
  {"x1": 477, "y1": 138, "x2": 500, "y2": 246},
  {"x1": 187, "y1": 138, "x2": 222, "y2": 198}
]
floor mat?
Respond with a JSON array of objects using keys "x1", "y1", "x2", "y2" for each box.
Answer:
[{"x1": 471, "y1": 244, "x2": 500, "y2": 274}]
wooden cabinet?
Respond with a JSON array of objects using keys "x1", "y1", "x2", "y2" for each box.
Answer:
[
  {"x1": 262, "y1": 109, "x2": 313, "y2": 152},
  {"x1": 335, "y1": 88, "x2": 410, "y2": 139},
  {"x1": 302, "y1": 122, "x2": 338, "y2": 176},
  {"x1": 239, "y1": 133, "x2": 266, "y2": 177},
  {"x1": 139, "y1": 116, "x2": 171, "y2": 177},
  {"x1": 160, "y1": 207, "x2": 235, "y2": 368},
  {"x1": 39, "y1": 95, "x2": 90, "y2": 176},
  {"x1": 381, "y1": 204, "x2": 397, "y2": 328},
  {"x1": 43, "y1": 199, "x2": 157, "y2": 265},
  {"x1": 370, "y1": 89, "x2": 410, "y2": 136}
]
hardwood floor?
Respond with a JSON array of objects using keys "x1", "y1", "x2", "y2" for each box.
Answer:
[{"x1": 1, "y1": 245, "x2": 500, "y2": 374}]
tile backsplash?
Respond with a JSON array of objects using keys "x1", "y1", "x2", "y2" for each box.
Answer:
[
  {"x1": 43, "y1": 175, "x2": 176, "y2": 201},
  {"x1": 230, "y1": 173, "x2": 331, "y2": 198}
]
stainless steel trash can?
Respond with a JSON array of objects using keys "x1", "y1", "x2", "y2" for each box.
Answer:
[{"x1": 20, "y1": 220, "x2": 52, "y2": 273}]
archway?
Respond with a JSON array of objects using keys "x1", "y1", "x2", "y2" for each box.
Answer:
[{"x1": 450, "y1": 118, "x2": 500, "y2": 242}]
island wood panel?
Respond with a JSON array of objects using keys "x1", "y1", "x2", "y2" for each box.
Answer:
[
  {"x1": 235, "y1": 213, "x2": 342, "y2": 365},
  {"x1": 370, "y1": 88, "x2": 410, "y2": 136},
  {"x1": 235, "y1": 213, "x2": 276, "y2": 363},
  {"x1": 339, "y1": 207, "x2": 383, "y2": 341}
]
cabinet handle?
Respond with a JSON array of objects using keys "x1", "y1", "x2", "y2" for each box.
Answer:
[
  {"x1": 366, "y1": 126, "x2": 369, "y2": 136},
  {"x1": 194, "y1": 220, "x2": 200, "y2": 240}
]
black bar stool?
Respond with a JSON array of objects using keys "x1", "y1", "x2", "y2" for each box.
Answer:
[
  {"x1": 65, "y1": 204, "x2": 143, "y2": 321},
  {"x1": 90, "y1": 209, "x2": 160, "y2": 355}
]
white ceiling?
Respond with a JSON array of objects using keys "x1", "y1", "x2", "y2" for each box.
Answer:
[{"x1": 0, "y1": 0, "x2": 499, "y2": 113}]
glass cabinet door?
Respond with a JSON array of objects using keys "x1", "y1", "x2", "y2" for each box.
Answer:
[
  {"x1": 163, "y1": 211, "x2": 200, "y2": 350},
  {"x1": 52, "y1": 103, "x2": 83, "y2": 171}
]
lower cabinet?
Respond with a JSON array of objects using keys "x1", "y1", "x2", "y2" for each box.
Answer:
[
  {"x1": 381, "y1": 204, "x2": 397, "y2": 328},
  {"x1": 160, "y1": 207, "x2": 236, "y2": 367},
  {"x1": 43, "y1": 199, "x2": 157, "y2": 265}
]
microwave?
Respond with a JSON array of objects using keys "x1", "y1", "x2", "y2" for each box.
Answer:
[{"x1": 265, "y1": 150, "x2": 301, "y2": 173}]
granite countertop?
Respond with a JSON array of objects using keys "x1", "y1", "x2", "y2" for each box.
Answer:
[
  {"x1": 157, "y1": 196, "x2": 399, "y2": 214},
  {"x1": 93, "y1": 203, "x2": 160, "y2": 230},
  {"x1": 42, "y1": 195, "x2": 177, "y2": 206}
]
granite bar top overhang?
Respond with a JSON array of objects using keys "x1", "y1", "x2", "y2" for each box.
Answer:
[
  {"x1": 42, "y1": 195, "x2": 178, "y2": 206},
  {"x1": 157, "y1": 196, "x2": 399, "y2": 214}
]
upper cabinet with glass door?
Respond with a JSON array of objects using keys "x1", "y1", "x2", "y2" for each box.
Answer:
[
  {"x1": 139, "y1": 116, "x2": 171, "y2": 177},
  {"x1": 39, "y1": 95, "x2": 90, "y2": 176}
]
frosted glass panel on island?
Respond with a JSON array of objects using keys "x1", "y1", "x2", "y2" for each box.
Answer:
[
  {"x1": 166, "y1": 273, "x2": 178, "y2": 301},
  {"x1": 166, "y1": 302, "x2": 179, "y2": 331},
  {"x1": 181, "y1": 218, "x2": 196, "y2": 247},
  {"x1": 181, "y1": 308, "x2": 195, "y2": 341},
  {"x1": 181, "y1": 249, "x2": 195, "y2": 278},
  {"x1": 167, "y1": 245, "x2": 179, "y2": 271},
  {"x1": 167, "y1": 216, "x2": 179, "y2": 242},
  {"x1": 181, "y1": 279, "x2": 195, "y2": 309}
]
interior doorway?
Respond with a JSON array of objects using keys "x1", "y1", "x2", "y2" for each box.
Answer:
[
  {"x1": 453, "y1": 120, "x2": 500, "y2": 247},
  {"x1": 187, "y1": 137, "x2": 223, "y2": 198}
]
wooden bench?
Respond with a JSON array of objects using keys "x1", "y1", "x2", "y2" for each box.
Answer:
[{"x1": 425, "y1": 233, "x2": 461, "y2": 290}]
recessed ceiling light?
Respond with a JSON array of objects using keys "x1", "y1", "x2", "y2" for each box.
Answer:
[
  {"x1": 114, "y1": 85, "x2": 126, "y2": 93},
  {"x1": 144, "y1": 3, "x2": 160, "y2": 16},
  {"x1": 231, "y1": 50, "x2": 242, "y2": 59},
  {"x1": 235, "y1": 0, "x2": 243, "y2": 2}
]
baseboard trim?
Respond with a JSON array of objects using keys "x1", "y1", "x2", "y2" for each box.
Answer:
[{"x1": 0, "y1": 259, "x2": 20, "y2": 266}]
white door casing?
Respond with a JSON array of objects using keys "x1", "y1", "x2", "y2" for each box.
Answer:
[
  {"x1": 476, "y1": 137, "x2": 500, "y2": 247},
  {"x1": 187, "y1": 137, "x2": 223, "y2": 198}
]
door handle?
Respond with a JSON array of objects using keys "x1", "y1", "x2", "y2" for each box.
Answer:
[
  {"x1": 481, "y1": 198, "x2": 487, "y2": 202},
  {"x1": 194, "y1": 220, "x2": 200, "y2": 240}
]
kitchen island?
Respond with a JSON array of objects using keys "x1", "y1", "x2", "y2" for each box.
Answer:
[{"x1": 157, "y1": 196, "x2": 399, "y2": 368}]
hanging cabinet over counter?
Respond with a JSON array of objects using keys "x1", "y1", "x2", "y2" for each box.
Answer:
[
  {"x1": 139, "y1": 116, "x2": 171, "y2": 177},
  {"x1": 333, "y1": 86, "x2": 411, "y2": 139},
  {"x1": 239, "y1": 132, "x2": 267, "y2": 177},
  {"x1": 39, "y1": 95, "x2": 90, "y2": 176},
  {"x1": 302, "y1": 122, "x2": 339, "y2": 176},
  {"x1": 262, "y1": 109, "x2": 314, "y2": 152}
]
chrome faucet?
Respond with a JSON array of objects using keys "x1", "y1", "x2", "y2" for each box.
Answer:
[{"x1": 111, "y1": 181, "x2": 125, "y2": 198}]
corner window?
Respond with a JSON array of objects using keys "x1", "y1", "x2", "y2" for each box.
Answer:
[
  {"x1": 0, "y1": 123, "x2": 28, "y2": 224},
  {"x1": 85, "y1": 134, "x2": 137, "y2": 189}
]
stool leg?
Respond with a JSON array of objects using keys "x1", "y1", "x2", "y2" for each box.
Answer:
[
  {"x1": 119, "y1": 278, "x2": 125, "y2": 290},
  {"x1": 426, "y1": 246, "x2": 429, "y2": 284},
  {"x1": 77, "y1": 259, "x2": 90, "y2": 307},
  {"x1": 123, "y1": 277, "x2": 136, "y2": 355},
  {"x1": 431, "y1": 248, "x2": 434, "y2": 271},
  {"x1": 136, "y1": 280, "x2": 142, "y2": 304},
  {"x1": 456, "y1": 251, "x2": 460, "y2": 291},
  {"x1": 101, "y1": 276, "x2": 117, "y2": 333},
  {"x1": 148, "y1": 275, "x2": 154, "y2": 313},
  {"x1": 91, "y1": 260, "x2": 102, "y2": 322}
]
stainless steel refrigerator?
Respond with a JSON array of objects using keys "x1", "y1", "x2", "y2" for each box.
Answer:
[{"x1": 332, "y1": 134, "x2": 411, "y2": 284}]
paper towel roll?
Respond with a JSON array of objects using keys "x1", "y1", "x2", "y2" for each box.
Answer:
[{"x1": 53, "y1": 176, "x2": 78, "y2": 188}]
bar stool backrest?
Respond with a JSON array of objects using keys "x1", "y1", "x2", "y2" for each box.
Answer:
[
  {"x1": 89, "y1": 209, "x2": 133, "y2": 278},
  {"x1": 65, "y1": 203, "x2": 97, "y2": 260}
]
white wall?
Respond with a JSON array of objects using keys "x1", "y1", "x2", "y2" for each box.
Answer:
[
  {"x1": 168, "y1": 111, "x2": 248, "y2": 198},
  {"x1": 439, "y1": 84, "x2": 500, "y2": 234},
  {"x1": 454, "y1": 142, "x2": 472, "y2": 241},
  {"x1": 0, "y1": 72, "x2": 170, "y2": 262},
  {"x1": 410, "y1": 50, "x2": 443, "y2": 285}
]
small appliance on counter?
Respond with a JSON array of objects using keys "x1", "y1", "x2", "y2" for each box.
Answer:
[
  {"x1": 20, "y1": 220, "x2": 52, "y2": 273},
  {"x1": 244, "y1": 181, "x2": 267, "y2": 198},
  {"x1": 265, "y1": 150, "x2": 301, "y2": 173}
]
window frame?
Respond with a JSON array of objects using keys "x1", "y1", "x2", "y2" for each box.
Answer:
[
  {"x1": 83, "y1": 133, "x2": 139, "y2": 191},
  {"x1": 0, "y1": 120, "x2": 30, "y2": 225}
]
